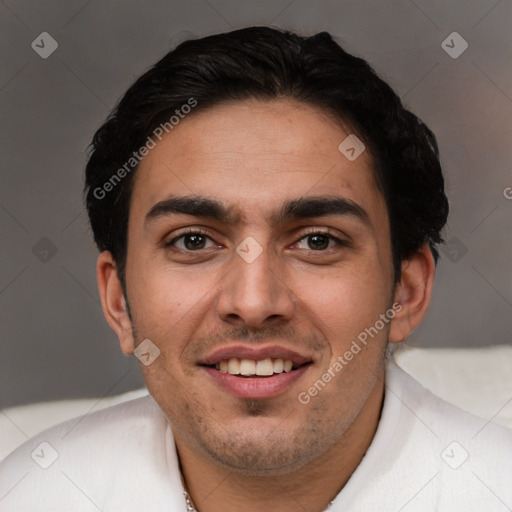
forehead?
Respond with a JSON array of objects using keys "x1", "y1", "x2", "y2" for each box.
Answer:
[{"x1": 130, "y1": 99, "x2": 386, "y2": 228}]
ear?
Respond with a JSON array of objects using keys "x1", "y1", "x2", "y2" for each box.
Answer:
[
  {"x1": 96, "y1": 251, "x2": 135, "y2": 355},
  {"x1": 388, "y1": 243, "x2": 436, "y2": 343}
]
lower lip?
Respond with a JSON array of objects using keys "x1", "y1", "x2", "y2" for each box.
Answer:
[{"x1": 202, "y1": 365, "x2": 311, "y2": 400}]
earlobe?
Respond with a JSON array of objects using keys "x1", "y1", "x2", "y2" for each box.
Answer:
[
  {"x1": 96, "y1": 251, "x2": 135, "y2": 355},
  {"x1": 388, "y1": 244, "x2": 436, "y2": 343}
]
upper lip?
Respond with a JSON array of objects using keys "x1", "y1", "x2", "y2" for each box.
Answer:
[{"x1": 199, "y1": 345, "x2": 313, "y2": 366}]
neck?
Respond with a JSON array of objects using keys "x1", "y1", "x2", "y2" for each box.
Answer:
[{"x1": 176, "y1": 369, "x2": 385, "y2": 512}]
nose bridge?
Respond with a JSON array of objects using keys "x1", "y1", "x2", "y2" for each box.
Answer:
[
  {"x1": 216, "y1": 235, "x2": 294, "y2": 326},
  {"x1": 236, "y1": 238, "x2": 274, "y2": 294}
]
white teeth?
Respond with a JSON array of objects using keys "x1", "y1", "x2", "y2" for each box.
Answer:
[
  {"x1": 273, "y1": 359, "x2": 284, "y2": 373},
  {"x1": 227, "y1": 358, "x2": 240, "y2": 375},
  {"x1": 216, "y1": 357, "x2": 296, "y2": 376},
  {"x1": 240, "y1": 359, "x2": 256, "y2": 376},
  {"x1": 256, "y1": 358, "x2": 274, "y2": 376}
]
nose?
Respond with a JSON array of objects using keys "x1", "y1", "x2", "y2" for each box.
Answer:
[{"x1": 215, "y1": 242, "x2": 296, "y2": 328}]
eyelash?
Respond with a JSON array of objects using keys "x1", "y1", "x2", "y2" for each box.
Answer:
[{"x1": 164, "y1": 228, "x2": 349, "y2": 252}]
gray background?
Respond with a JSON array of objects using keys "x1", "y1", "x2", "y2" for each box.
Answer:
[{"x1": 0, "y1": 0, "x2": 511, "y2": 409}]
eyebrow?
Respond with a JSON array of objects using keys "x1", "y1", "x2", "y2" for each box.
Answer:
[{"x1": 145, "y1": 194, "x2": 370, "y2": 228}]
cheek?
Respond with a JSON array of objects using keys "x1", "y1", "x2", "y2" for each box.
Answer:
[
  {"x1": 295, "y1": 263, "x2": 391, "y2": 333},
  {"x1": 128, "y1": 265, "x2": 226, "y2": 373},
  {"x1": 130, "y1": 261, "x2": 211, "y2": 324}
]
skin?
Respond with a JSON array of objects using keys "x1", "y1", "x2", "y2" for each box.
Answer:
[{"x1": 97, "y1": 98, "x2": 435, "y2": 512}]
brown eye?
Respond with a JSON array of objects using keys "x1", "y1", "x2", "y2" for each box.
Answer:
[
  {"x1": 295, "y1": 231, "x2": 346, "y2": 251},
  {"x1": 166, "y1": 231, "x2": 215, "y2": 251},
  {"x1": 305, "y1": 233, "x2": 330, "y2": 250}
]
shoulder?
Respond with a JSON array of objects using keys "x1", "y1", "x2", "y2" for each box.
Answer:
[
  {"x1": 388, "y1": 357, "x2": 512, "y2": 508},
  {"x1": 388, "y1": 355, "x2": 512, "y2": 443},
  {"x1": 335, "y1": 356, "x2": 512, "y2": 511},
  {"x1": 0, "y1": 395, "x2": 181, "y2": 510},
  {"x1": 1, "y1": 394, "x2": 166, "y2": 462}
]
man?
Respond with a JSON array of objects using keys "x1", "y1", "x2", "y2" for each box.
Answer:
[{"x1": 0, "y1": 26, "x2": 510, "y2": 511}]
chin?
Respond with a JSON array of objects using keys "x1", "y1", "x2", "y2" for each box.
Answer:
[
  {"x1": 194, "y1": 418, "x2": 342, "y2": 476},
  {"x1": 207, "y1": 441, "x2": 315, "y2": 476}
]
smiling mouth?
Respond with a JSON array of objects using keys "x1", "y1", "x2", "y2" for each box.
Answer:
[{"x1": 203, "y1": 358, "x2": 311, "y2": 377}]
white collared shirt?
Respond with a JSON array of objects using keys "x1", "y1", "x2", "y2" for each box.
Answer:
[{"x1": 1, "y1": 357, "x2": 511, "y2": 511}]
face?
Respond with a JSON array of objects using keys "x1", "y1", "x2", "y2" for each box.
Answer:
[{"x1": 108, "y1": 99, "x2": 400, "y2": 474}]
